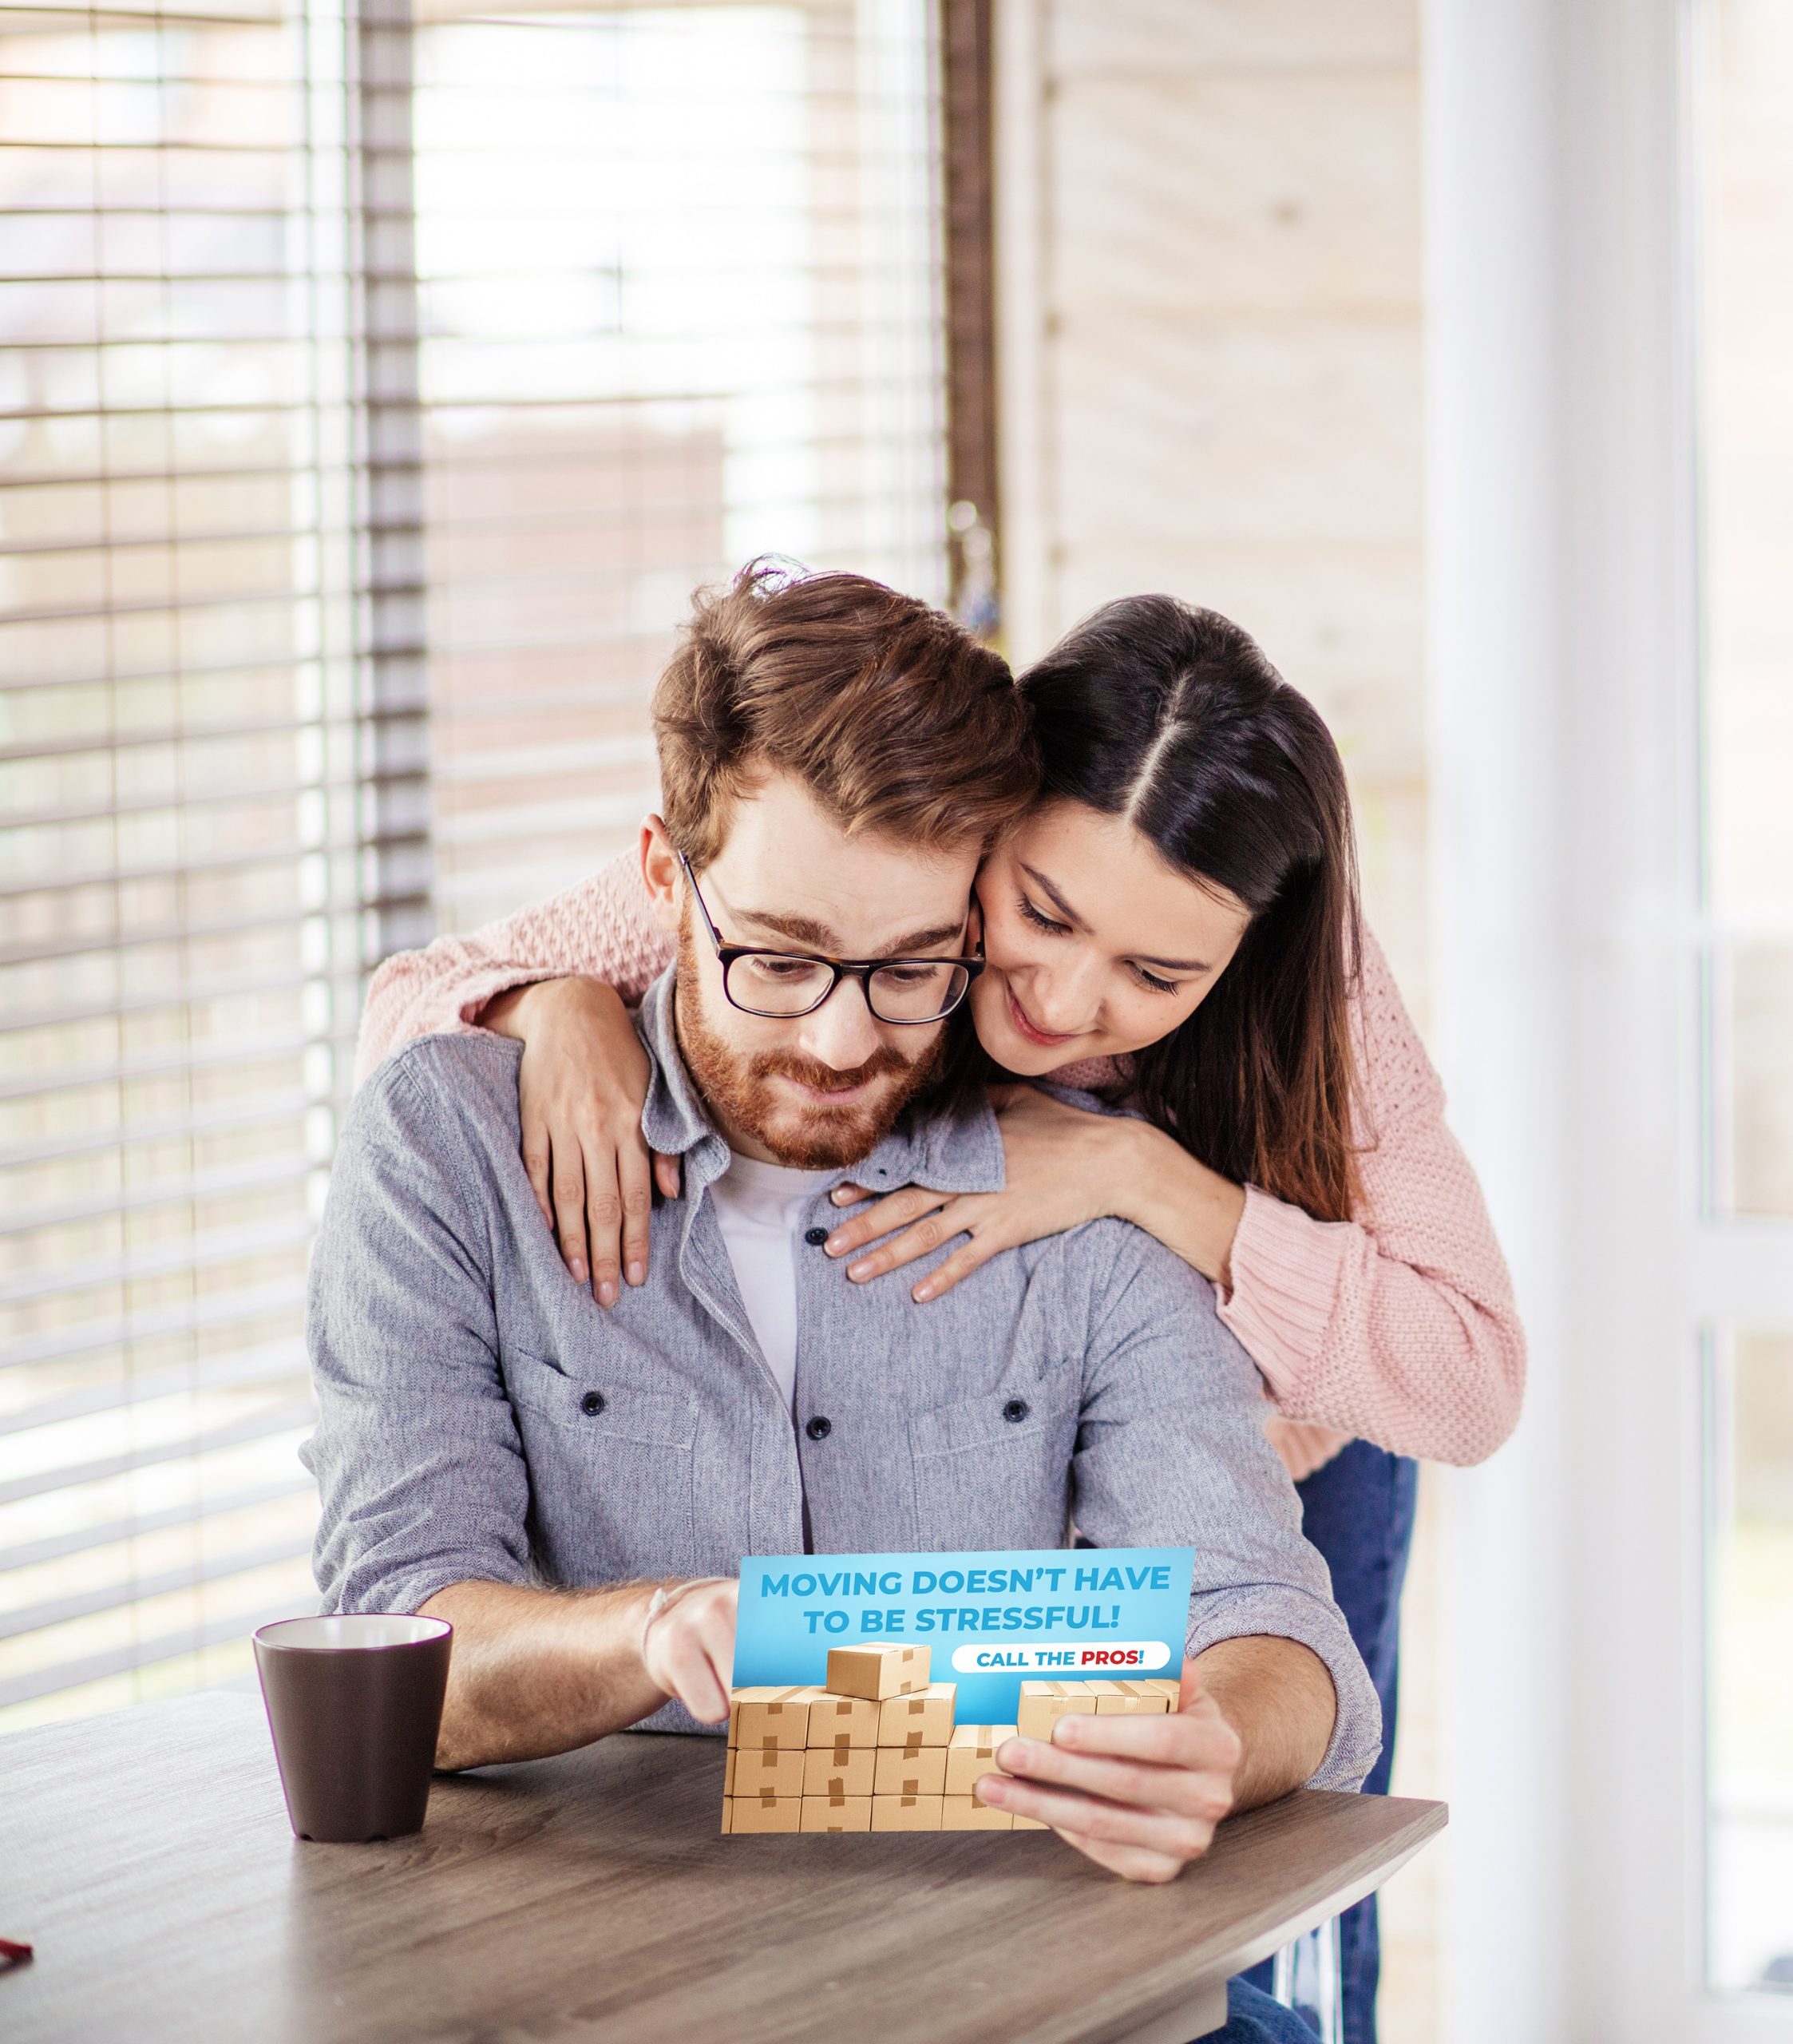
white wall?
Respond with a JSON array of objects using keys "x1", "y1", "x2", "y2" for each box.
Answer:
[{"x1": 996, "y1": 0, "x2": 1429, "y2": 1004}]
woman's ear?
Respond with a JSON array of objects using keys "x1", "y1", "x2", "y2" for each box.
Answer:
[{"x1": 639, "y1": 815, "x2": 683, "y2": 933}]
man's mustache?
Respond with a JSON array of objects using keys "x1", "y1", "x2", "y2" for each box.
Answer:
[{"x1": 747, "y1": 1045, "x2": 912, "y2": 1095}]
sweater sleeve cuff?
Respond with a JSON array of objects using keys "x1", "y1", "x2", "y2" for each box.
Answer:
[
  {"x1": 1216, "y1": 1184, "x2": 1352, "y2": 1400},
  {"x1": 442, "y1": 964, "x2": 558, "y2": 1035}
]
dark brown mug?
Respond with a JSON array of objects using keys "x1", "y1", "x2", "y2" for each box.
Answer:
[{"x1": 254, "y1": 1614, "x2": 453, "y2": 1843}]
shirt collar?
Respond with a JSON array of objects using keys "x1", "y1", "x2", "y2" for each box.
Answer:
[{"x1": 635, "y1": 968, "x2": 1005, "y2": 1199}]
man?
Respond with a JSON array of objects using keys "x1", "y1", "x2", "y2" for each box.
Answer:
[{"x1": 306, "y1": 564, "x2": 1379, "y2": 1912}]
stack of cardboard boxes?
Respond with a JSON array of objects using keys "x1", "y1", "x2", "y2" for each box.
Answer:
[{"x1": 722, "y1": 1650, "x2": 1180, "y2": 1836}]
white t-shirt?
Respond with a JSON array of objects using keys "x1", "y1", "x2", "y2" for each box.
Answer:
[{"x1": 707, "y1": 1151, "x2": 839, "y2": 1413}]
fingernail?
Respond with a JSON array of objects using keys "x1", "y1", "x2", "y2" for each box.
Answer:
[
  {"x1": 570, "y1": 1258, "x2": 588, "y2": 1284},
  {"x1": 626, "y1": 1262, "x2": 645, "y2": 1285},
  {"x1": 846, "y1": 1262, "x2": 871, "y2": 1281},
  {"x1": 912, "y1": 1282, "x2": 934, "y2": 1302},
  {"x1": 823, "y1": 1235, "x2": 845, "y2": 1255},
  {"x1": 830, "y1": 1188, "x2": 850, "y2": 1205},
  {"x1": 597, "y1": 1280, "x2": 618, "y2": 1307},
  {"x1": 974, "y1": 1774, "x2": 1009, "y2": 1803},
  {"x1": 1001, "y1": 1737, "x2": 1045, "y2": 1770}
]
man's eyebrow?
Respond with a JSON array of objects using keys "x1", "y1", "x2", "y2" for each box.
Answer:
[
  {"x1": 734, "y1": 908, "x2": 967, "y2": 959},
  {"x1": 1019, "y1": 861, "x2": 1210, "y2": 974}
]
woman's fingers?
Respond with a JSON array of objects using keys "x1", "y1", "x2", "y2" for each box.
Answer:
[
  {"x1": 910, "y1": 1225, "x2": 1010, "y2": 1301},
  {"x1": 581, "y1": 1143, "x2": 624, "y2": 1307},
  {"x1": 843, "y1": 1199, "x2": 985, "y2": 1282},
  {"x1": 617, "y1": 1137, "x2": 654, "y2": 1289},
  {"x1": 652, "y1": 1151, "x2": 683, "y2": 1201},
  {"x1": 551, "y1": 1144, "x2": 593, "y2": 1288},
  {"x1": 521, "y1": 1114, "x2": 556, "y2": 1232},
  {"x1": 824, "y1": 1185, "x2": 953, "y2": 1260}
]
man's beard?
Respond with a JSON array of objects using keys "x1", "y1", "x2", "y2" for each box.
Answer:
[{"x1": 674, "y1": 928, "x2": 952, "y2": 1169}]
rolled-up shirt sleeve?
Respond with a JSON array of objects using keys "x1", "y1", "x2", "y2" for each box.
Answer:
[
  {"x1": 303, "y1": 1054, "x2": 533, "y2": 1616},
  {"x1": 1068, "y1": 1222, "x2": 1383, "y2": 1791}
]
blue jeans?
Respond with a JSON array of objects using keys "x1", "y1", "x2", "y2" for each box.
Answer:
[
  {"x1": 1206, "y1": 1979, "x2": 1335, "y2": 2042},
  {"x1": 1241, "y1": 1440, "x2": 1421, "y2": 2044}
]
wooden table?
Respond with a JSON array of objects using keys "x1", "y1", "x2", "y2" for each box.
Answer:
[{"x1": 0, "y1": 1692, "x2": 1444, "y2": 2044}]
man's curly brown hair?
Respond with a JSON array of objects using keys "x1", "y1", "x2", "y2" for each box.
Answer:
[{"x1": 653, "y1": 560, "x2": 1038, "y2": 867}]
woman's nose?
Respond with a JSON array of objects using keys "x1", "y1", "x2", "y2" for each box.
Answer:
[{"x1": 1022, "y1": 959, "x2": 1100, "y2": 1036}]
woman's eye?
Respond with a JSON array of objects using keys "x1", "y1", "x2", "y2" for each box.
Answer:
[
  {"x1": 1133, "y1": 965, "x2": 1180, "y2": 995},
  {"x1": 1017, "y1": 895, "x2": 1068, "y2": 935}
]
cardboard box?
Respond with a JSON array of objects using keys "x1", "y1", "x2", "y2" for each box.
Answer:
[
  {"x1": 724, "y1": 1746, "x2": 735, "y2": 1796},
  {"x1": 1089, "y1": 1678, "x2": 1175, "y2": 1717},
  {"x1": 1136, "y1": 1677, "x2": 1182, "y2": 1705},
  {"x1": 802, "y1": 1746, "x2": 877, "y2": 1799},
  {"x1": 945, "y1": 1723, "x2": 1017, "y2": 1796},
  {"x1": 731, "y1": 1746, "x2": 805, "y2": 1800},
  {"x1": 801, "y1": 1794, "x2": 873, "y2": 1833},
  {"x1": 942, "y1": 1794, "x2": 1013, "y2": 1831},
  {"x1": 805, "y1": 1693, "x2": 881, "y2": 1748},
  {"x1": 728, "y1": 1685, "x2": 820, "y2": 1752},
  {"x1": 875, "y1": 1682, "x2": 956, "y2": 1748},
  {"x1": 825, "y1": 1643, "x2": 931, "y2": 1701},
  {"x1": 872, "y1": 1745, "x2": 948, "y2": 1796},
  {"x1": 725, "y1": 1793, "x2": 803, "y2": 1834},
  {"x1": 871, "y1": 1793, "x2": 944, "y2": 1831},
  {"x1": 1015, "y1": 1680, "x2": 1100, "y2": 1743}
]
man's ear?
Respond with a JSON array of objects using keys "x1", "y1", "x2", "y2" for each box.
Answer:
[{"x1": 639, "y1": 815, "x2": 683, "y2": 934}]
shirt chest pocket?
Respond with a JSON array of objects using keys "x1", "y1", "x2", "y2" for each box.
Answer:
[
  {"x1": 501, "y1": 1348, "x2": 699, "y2": 1580},
  {"x1": 907, "y1": 1386, "x2": 1074, "y2": 1551}
]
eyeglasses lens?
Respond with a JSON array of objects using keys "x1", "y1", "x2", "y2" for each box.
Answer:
[{"x1": 722, "y1": 957, "x2": 970, "y2": 1023}]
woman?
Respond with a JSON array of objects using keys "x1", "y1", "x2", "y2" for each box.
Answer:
[{"x1": 358, "y1": 594, "x2": 1523, "y2": 2044}]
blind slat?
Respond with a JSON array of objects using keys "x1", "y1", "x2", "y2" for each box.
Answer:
[
  {"x1": 0, "y1": 1476, "x2": 315, "y2": 1575},
  {"x1": 0, "y1": 1395, "x2": 315, "y2": 1507},
  {"x1": 0, "y1": 1154, "x2": 314, "y2": 1241},
  {"x1": 0, "y1": 1337, "x2": 309, "y2": 1439},
  {"x1": 0, "y1": 1539, "x2": 314, "y2": 1646},
  {"x1": 0, "y1": 1283, "x2": 309, "y2": 1380},
  {"x1": 0, "y1": 1598, "x2": 316, "y2": 1713}
]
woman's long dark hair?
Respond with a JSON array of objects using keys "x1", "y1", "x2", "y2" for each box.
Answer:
[{"x1": 1020, "y1": 596, "x2": 1363, "y2": 1224}]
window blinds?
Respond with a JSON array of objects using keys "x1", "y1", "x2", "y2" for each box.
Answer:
[
  {"x1": 0, "y1": 0, "x2": 950, "y2": 1725},
  {"x1": 0, "y1": 0, "x2": 402, "y2": 1722},
  {"x1": 407, "y1": 0, "x2": 948, "y2": 930}
]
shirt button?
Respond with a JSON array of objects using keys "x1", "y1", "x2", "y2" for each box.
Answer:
[
  {"x1": 580, "y1": 1391, "x2": 607, "y2": 1416},
  {"x1": 1003, "y1": 1398, "x2": 1030, "y2": 1424},
  {"x1": 803, "y1": 1226, "x2": 829, "y2": 1246},
  {"x1": 805, "y1": 1415, "x2": 832, "y2": 1441}
]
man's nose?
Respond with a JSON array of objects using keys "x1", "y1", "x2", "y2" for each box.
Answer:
[{"x1": 796, "y1": 976, "x2": 884, "y2": 1071}]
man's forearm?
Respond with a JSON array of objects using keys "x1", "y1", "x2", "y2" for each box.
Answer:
[
  {"x1": 1193, "y1": 1634, "x2": 1338, "y2": 1811},
  {"x1": 419, "y1": 1579, "x2": 663, "y2": 1770}
]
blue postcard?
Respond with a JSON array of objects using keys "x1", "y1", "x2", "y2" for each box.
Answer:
[{"x1": 732, "y1": 1543, "x2": 1195, "y2": 1727}]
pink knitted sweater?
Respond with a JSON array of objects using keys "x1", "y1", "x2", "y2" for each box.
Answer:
[{"x1": 357, "y1": 854, "x2": 1525, "y2": 1480}]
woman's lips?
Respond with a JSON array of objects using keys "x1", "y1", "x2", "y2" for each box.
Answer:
[{"x1": 1004, "y1": 981, "x2": 1078, "y2": 1050}]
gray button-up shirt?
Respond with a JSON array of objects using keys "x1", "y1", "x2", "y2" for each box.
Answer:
[{"x1": 304, "y1": 972, "x2": 1379, "y2": 1788}]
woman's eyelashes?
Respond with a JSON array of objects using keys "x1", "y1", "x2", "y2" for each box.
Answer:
[
  {"x1": 1017, "y1": 893, "x2": 1069, "y2": 937},
  {"x1": 1132, "y1": 965, "x2": 1181, "y2": 996},
  {"x1": 1018, "y1": 894, "x2": 1181, "y2": 996}
]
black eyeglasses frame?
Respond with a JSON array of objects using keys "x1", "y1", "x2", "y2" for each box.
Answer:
[{"x1": 677, "y1": 851, "x2": 984, "y2": 1025}]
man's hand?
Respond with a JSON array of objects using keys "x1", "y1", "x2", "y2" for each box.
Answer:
[
  {"x1": 639, "y1": 1579, "x2": 738, "y2": 1725},
  {"x1": 973, "y1": 1637, "x2": 1337, "y2": 1884},
  {"x1": 974, "y1": 1660, "x2": 1241, "y2": 1882},
  {"x1": 420, "y1": 1575, "x2": 740, "y2": 1770}
]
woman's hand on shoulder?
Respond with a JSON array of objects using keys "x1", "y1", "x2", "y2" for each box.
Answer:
[
  {"x1": 481, "y1": 977, "x2": 680, "y2": 1305},
  {"x1": 821, "y1": 1083, "x2": 1142, "y2": 1302}
]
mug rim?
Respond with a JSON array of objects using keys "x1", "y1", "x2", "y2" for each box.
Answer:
[{"x1": 254, "y1": 1613, "x2": 452, "y2": 1654}]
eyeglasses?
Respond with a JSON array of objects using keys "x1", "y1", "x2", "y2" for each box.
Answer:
[{"x1": 679, "y1": 852, "x2": 984, "y2": 1025}]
